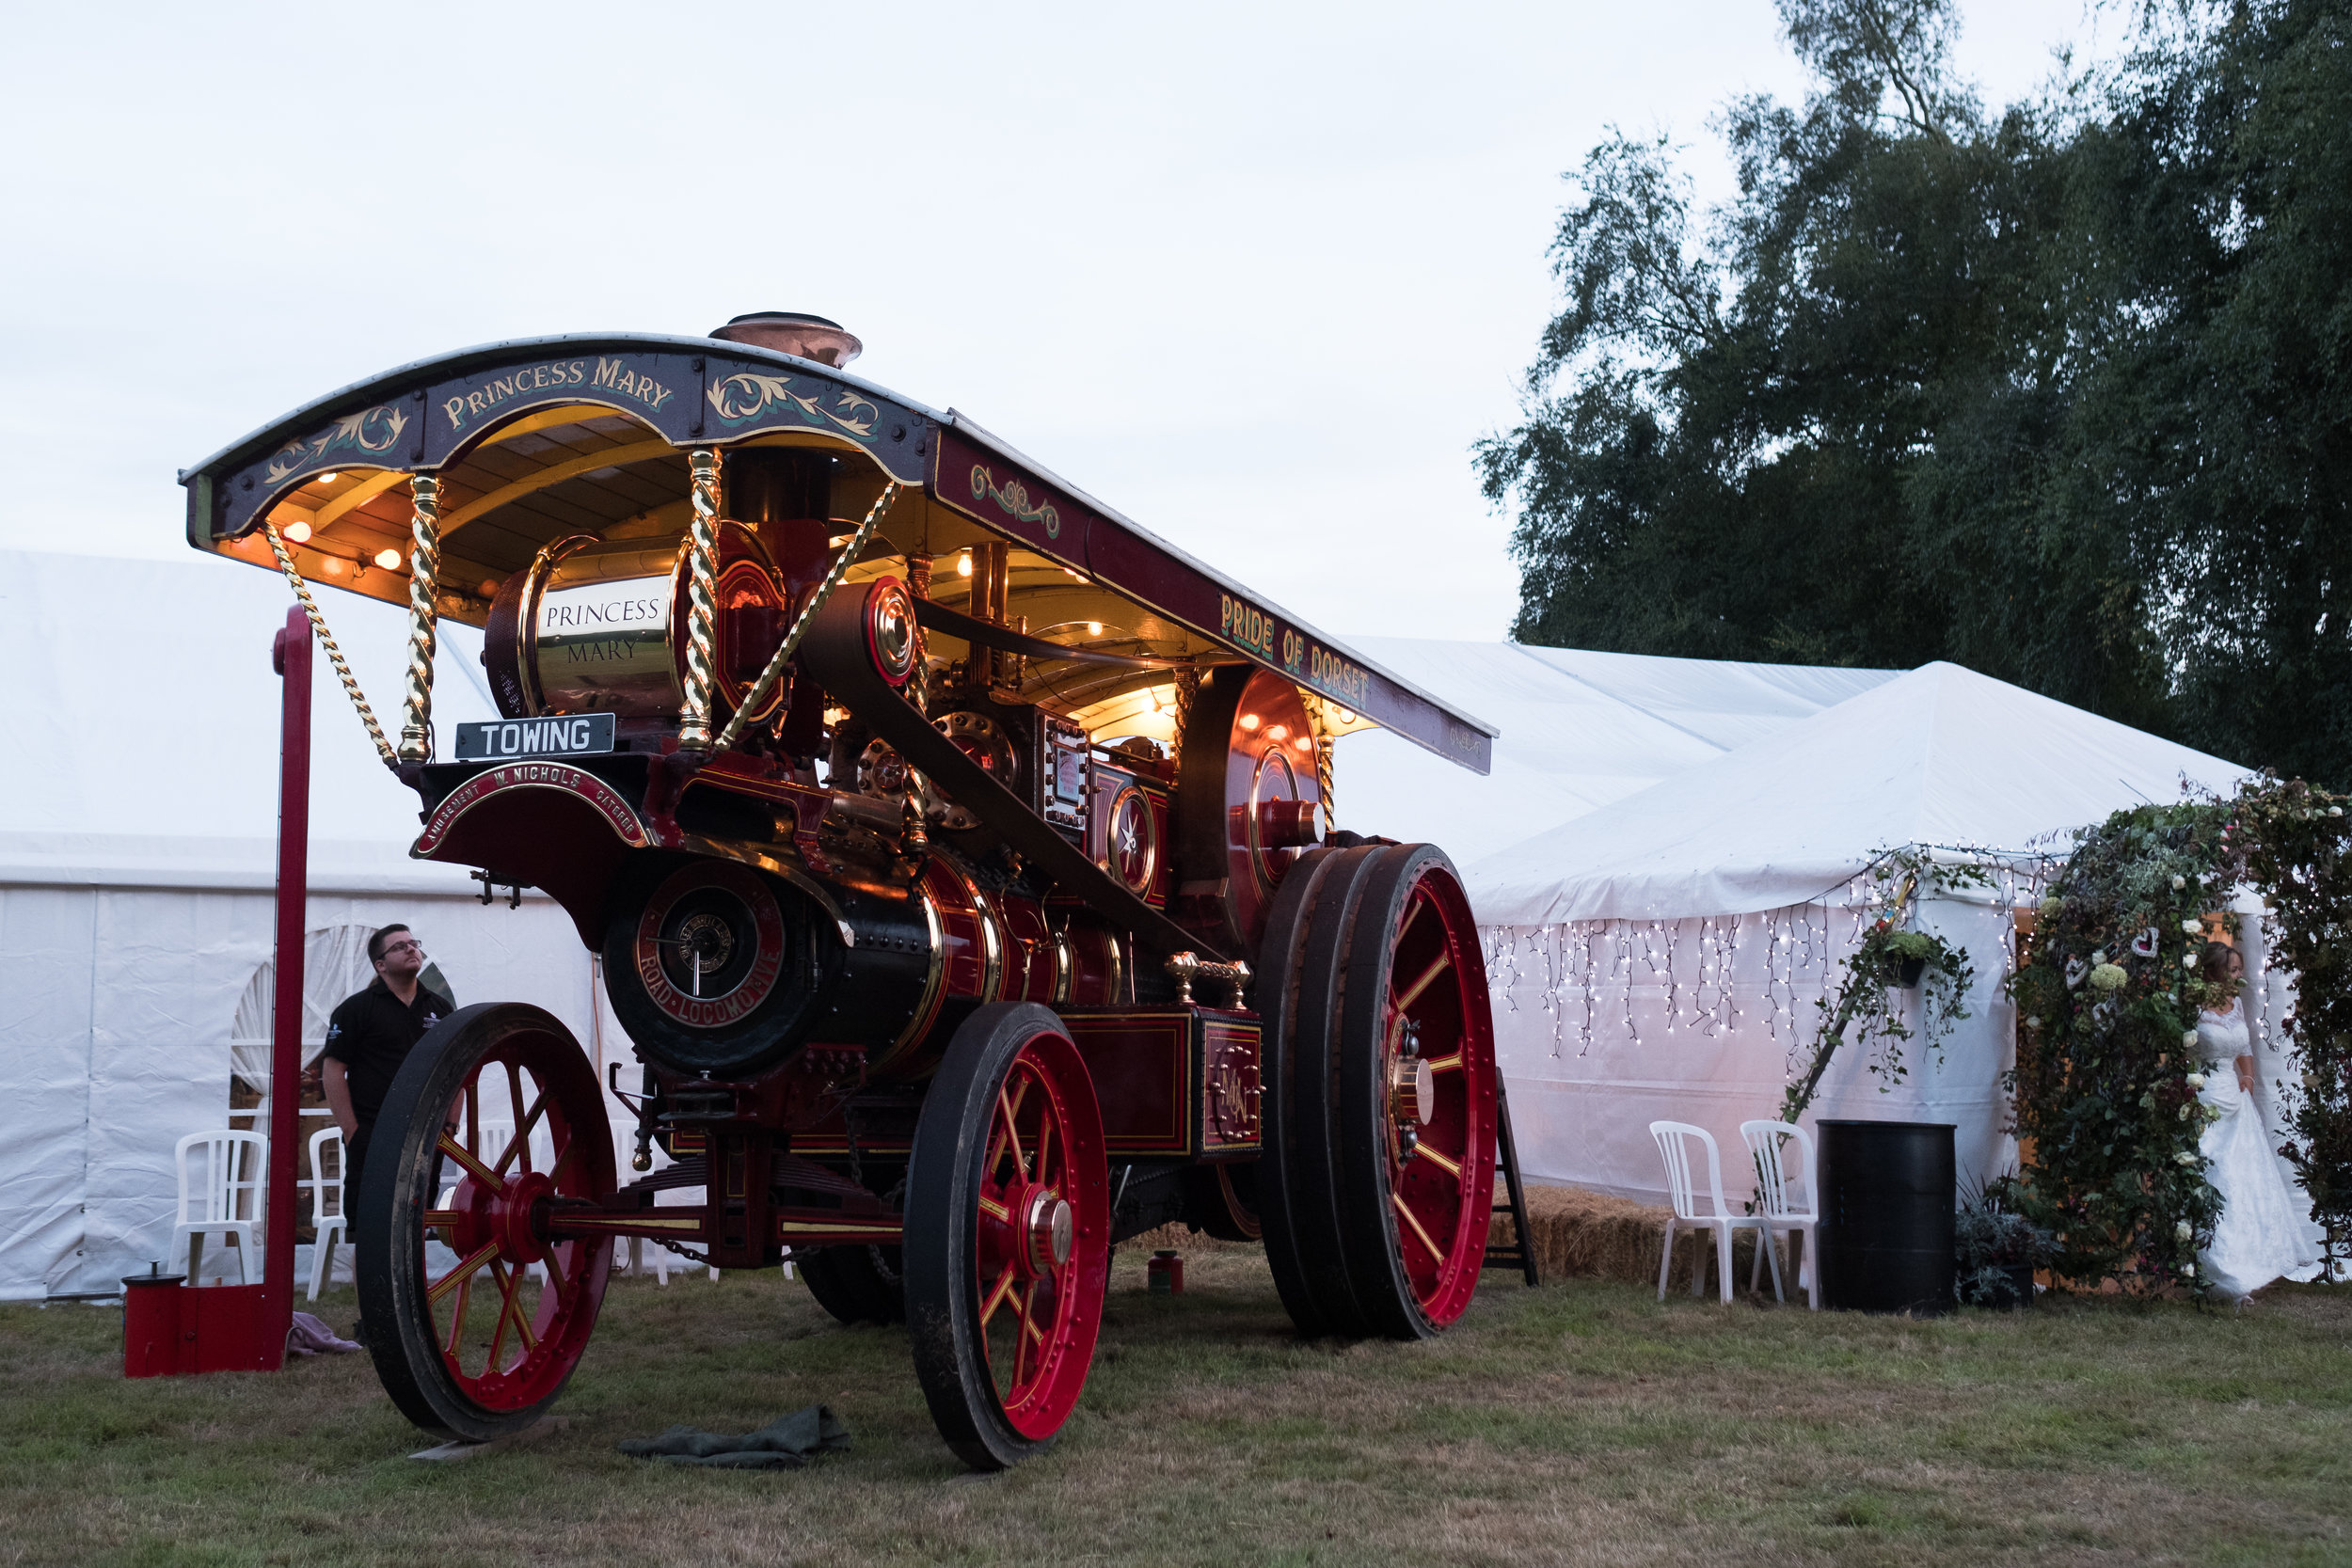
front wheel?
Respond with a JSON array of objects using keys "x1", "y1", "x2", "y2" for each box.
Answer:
[
  {"x1": 905, "y1": 1003, "x2": 1111, "y2": 1470},
  {"x1": 355, "y1": 1003, "x2": 615, "y2": 1441}
]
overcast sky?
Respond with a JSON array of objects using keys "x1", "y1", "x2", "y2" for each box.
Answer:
[{"x1": 2, "y1": 0, "x2": 2108, "y2": 643}]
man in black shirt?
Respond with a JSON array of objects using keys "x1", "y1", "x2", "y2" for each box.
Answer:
[{"x1": 322, "y1": 924, "x2": 455, "y2": 1231}]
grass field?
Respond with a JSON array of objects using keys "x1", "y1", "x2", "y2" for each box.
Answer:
[{"x1": 5, "y1": 1240, "x2": 2349, "y2": 1567}]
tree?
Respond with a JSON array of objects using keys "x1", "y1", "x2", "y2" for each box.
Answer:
[{"x1": 1481, "y1": 0, "x2": 2352, "y2": 781}]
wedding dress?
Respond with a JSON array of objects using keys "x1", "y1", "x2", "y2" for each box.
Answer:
[{"x1": 2193, "y1": 1003, "x2": 2324, "y2": 1298}]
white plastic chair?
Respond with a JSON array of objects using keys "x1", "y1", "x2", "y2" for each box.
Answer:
[
  {"x1": 173, "y1": 1131, "x2": 267, "y2": 1285},
  {"x1": 306, "y1": 1126, "x2": 347, "y2": 1301},
  {"x1": 1740, "y1": 1119, "x2": 1822, "y2": 1309},
  {"x1": 1648, "y1": 1121, "x2": 1769, "y2": 1304}
]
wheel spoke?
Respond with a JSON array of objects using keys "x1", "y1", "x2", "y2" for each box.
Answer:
[
  {"x1": 497, "y1": 1087, "x2": 551, "y2": 1178},
  {"x1": 428, "y1": 1241, "x2": 501, "y2": 1306},
  {"x1": 441, "y1": 1274, "x2": 473, "y2": 1358},
  {"x1": 546, "y1": 1134, "x2": 580, "y2": 1188},
  {"x1": 1391, "y1": 950, "x2": 1453, "y2": 1021},
  {"x1": 504, "y1": 1063, "x2": 532, "y2": 1171},
  {"x1": 1421, "y1": 1051, "x2": 1463, "y2": 1075},
  {"x1": 1391, "y1": 1190, "x2": 1446, "y2": 1263},
  {"x1": 1412, "y1": 1142, "x2": 1465, "y2": 1181},
  {"x1": 423, "y1": 1209, "x2": 466, "y2": 1230},
  {"x1": 484, "y1": 1259, "x2": 519, "y2": 1371},
  {"x1": 1031, "y1": 1107, "x2": 1055, "y2": 1186},
  {"x1": 996, "y1": 1085, "x2": 1027, "y2": 1182},
  {"x1": 437, "y1": 1133, "x2": 506, "y2": 1196},
  {"x1": 979, "y1": 1260, "x2": 1019, "y2": 1326},
  {"x1": 1011, "y1": 1281, "x2": 1035, "y2": 1389},
  {"x1": 542, "y1": 1242, "x2": 569, "y2": 1294}
]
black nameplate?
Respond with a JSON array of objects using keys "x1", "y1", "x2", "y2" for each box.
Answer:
[{"x1": 455, "y1": 713, "x2": 616, "y2": 761}]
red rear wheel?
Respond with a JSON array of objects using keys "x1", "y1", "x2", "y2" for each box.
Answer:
[
  {"x1": 1338, "y1": 848, "x2": 1498, "y2": 1333},
  {"x1": 906, "y1": 1003, "x2": 1110, "y2": 1469},
  {"x1": 356, "y1": 1004, "x2": 614, "y2": 1440}
]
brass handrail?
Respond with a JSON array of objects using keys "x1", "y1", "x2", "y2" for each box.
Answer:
[{"x1": 262, "y1": 521, "x2": 395, "y2": 767}]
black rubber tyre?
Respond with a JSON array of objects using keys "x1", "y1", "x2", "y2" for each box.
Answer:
[
  {"x1": 905, "y1": 1003, "x2": 1111, "y2": 1470},
  {"x1": 800, "y1": 1245, "x2": 906, "y2": 1325},
  {"x1": 356, "y1": 1003, "x2": 614, "y2": 1441},
  {"x1": 1259, "y1": 845, "x2": 1387, "y2": 1338}
]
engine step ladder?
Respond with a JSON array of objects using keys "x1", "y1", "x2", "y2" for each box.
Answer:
[{"x1": 1483, "y1": 1074, "x2": 1539, "y2": 1285}]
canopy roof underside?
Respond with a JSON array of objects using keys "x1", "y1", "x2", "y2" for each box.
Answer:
[{"x1": 180, "y1": 333, "x2": 1494, "y2": 770}]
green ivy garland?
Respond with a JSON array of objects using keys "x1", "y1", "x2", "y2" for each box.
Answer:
[
  {"x1": 2008, "y1": 781, "x2": 2352, "y2": 1294},
  {"x1": 2232, "y1": 777, "x2": 2352, "y2": 1256},
  {"x1": 2009, "y1": 799, "x2": 2227, "y2": 1294},
  {"x1": 1780, "y1": 853, "x2": 1983, "y2": 1126}
]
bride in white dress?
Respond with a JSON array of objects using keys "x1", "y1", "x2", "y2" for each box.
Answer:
[{"x1": 2193, "y1": 942, "x2": 2324, "y2": 1298}]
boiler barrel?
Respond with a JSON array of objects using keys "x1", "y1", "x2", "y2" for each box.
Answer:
[{"x1": 1816, "y1": 1119, "x2": 1955, "y2": 1315}]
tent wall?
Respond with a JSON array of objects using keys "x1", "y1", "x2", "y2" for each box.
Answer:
[
  {"x1": 1486, "y1": 894, "x2": 2021, "y2": 1208},
  {"x1": 0, "y1": 881, "x2": 594, "y2": 1300}
]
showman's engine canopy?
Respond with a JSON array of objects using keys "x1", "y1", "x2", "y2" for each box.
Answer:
[{"x1": 180, "y1": 311, "x2": 1514, "y2": 1468}]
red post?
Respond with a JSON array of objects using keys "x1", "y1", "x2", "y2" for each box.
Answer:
[{"x1": 262, "y1": 604, "x2": 312, "y2": 1366}]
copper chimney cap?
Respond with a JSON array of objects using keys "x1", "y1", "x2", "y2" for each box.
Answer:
[{"x1": 709, "y1": 311, "x2": 863, "y2": 368}]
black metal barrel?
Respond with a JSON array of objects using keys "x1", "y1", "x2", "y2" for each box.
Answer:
[{"x1": 1817, "y1": 1119, "x2": 1955, "y2": 1315}]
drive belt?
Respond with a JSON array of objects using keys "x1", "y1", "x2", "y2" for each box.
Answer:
[{"x1": 799, "y1": 591, "x2": 1223, "y2": 961}]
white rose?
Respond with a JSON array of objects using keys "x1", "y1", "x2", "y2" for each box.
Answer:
[
  {"x1": 2331, "y1": 806, "x2": 2344, "y2": 818},
  {"x1": 2171, "y1": 875, "x2": 2187, "y2": 890},
  {"x1": 2183, "y1": 953, "x2": 2197, "y2": 968},
  {"x1": 2175, "y1": 1220, "x2": 2192, "y2": 1241},
  {"x1": 2175, "y1": 1151, "x2": 2198, "y2": 1166},
  {"x1": 2183, "y1": 1262, "x2": 2195, "y2": 1277},
  {"x1": 2182, "y1": 919, "x2": 2201, "y2": 934},
  {"x1": 2187, "y1": 1072, "x2": 2206, "y2": 1090}
]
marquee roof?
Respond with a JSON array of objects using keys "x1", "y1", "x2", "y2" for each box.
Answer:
[{"x1": 1463, "y1": 660, "x2": 2252, "y2": 925}]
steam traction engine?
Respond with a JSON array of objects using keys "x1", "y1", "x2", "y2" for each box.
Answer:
[{"x1": 181, "y1": 313, "x2": 1508, "y2": 1468}]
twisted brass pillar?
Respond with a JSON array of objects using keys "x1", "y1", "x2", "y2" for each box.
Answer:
[
  {"x1": 678, "y1": 450, "x2": 723, "y2": 751},
  {"x1": 396, "y1": 476, "x2": 442, "y2": 763}
]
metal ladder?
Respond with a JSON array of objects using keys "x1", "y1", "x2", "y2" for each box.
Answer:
[{"x1": 1482, "y1": 1075, "x2": 1540, "y2": 1285}]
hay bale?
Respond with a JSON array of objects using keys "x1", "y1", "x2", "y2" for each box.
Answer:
[{"x1": 1491, "y1": 1182, "x2": 1772, "y2": 1291}]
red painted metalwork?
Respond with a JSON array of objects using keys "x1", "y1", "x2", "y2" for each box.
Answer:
[
  {"x1": 421, "y1": 1027, "x2": 613, "y2": 1411},
  {"x1": 130, "y1": 608, "x2": 310, "y2": 1380},
  {"x1": 259, "y1": 604, "x2": 310, "y2": 1369},
  {"x1": 972, "y1": 1030, "x2": 1107, "y2": 1440},
  {"x1": 1379, "y1": 863, "x2": 1498, "y2": 1328},
  {"x1": 179, "y1": 323, "x2": 1522, "y2": 1467}
]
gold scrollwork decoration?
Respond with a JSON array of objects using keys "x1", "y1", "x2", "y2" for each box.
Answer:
[
  {"x1": 968, "y1": 465, "x2": 1059, "y2": 539},
  {"x1": 705, "y1": 372, "x2": 880, "y2": 437},
  {"x1": 261, "y1": 404, "x2": 410, "y2": 487}
]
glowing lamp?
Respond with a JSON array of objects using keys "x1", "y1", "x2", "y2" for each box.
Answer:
[
  {"x1": 374, "y1": 547, "x2": 403, "y2": 569},
  {"x1": 1087, "y1": 621, "x2": 1103, "y2": 636},
  {"x1": 957, "y1": 551, "x2": 974, "y2": 578},
  {"x1": 280, "y1": 520, "x2": 311, "y2": 544}
]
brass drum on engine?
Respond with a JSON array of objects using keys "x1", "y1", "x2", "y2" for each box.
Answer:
[{"x1": 485, "y1": 524, "x2": 787, "y2": 722}]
